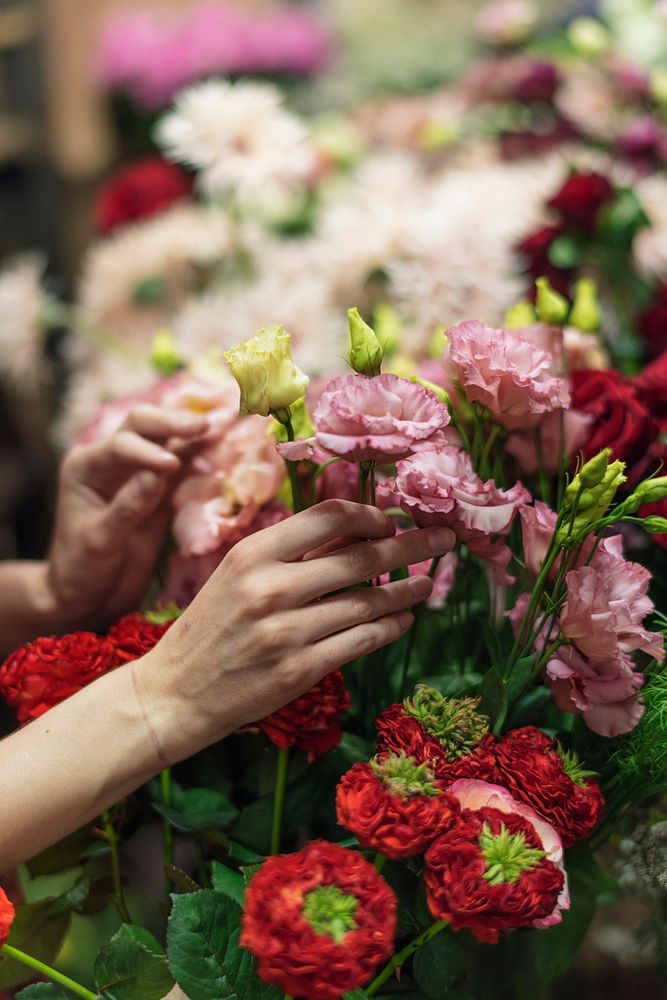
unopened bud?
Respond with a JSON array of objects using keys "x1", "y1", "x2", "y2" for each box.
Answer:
[
  {"x1": 535, "y1": 276, "x2": 569, "y2": 326},
  {"x1": 151, "y1": 329, "x2": 182, "y2": 376},
  {"x1": 504, "y1": 299, "x2": 538, "y2": 329},
  {"x1": 570, "y1": 277, "x2": 601, "y2": 333},
  {"x1": 348, "y1": 306, "x2": 383, "y2": 377}
]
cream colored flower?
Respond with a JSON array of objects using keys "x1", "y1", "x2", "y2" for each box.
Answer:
[
  {"x1": 224, "y1": 326, "x2": 309, "y2": 417},
  {"x1": 0, "y1": 254, "x2": 49, "y2": 389}
]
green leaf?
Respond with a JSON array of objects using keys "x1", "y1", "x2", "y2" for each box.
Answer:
[
  {"x1": 506, "y1": 686, "x2": 552, "y2": 728},
  {"x1": 152, "y1": 784, "x2": 238, "y2": 832},
  {"x1": 167, "y1": 891, "x2": 281, "y2": 1000},
  {"x1": 16, "y1": 987, "x2": 77, "y2": 1000},
  {"x1": 0, "y1": 901, "x2": 71, "y2": 988},
  {"x1": 227, "y1": 841, "x2": 264, "y2": 865},
  {"x1": 336, "y1": 732, "x2": 375, "y2": 765},
  {"x1": 413, "y1": 930, "x2": 466, "y2": 998},
  {"x1": 95, "y1": 924, "x2": 174, "y2": 1000},
  {"x1": 477, "y1": 668, "x2": 508, "y2": 733},
  {"x1": 46, "y1": 873, "x2": 114, "y2": 917},
  {"x1": 547, "y1": 234, "x2": 582, "y2": 269},
  {"x1": 25, "y1": 829, "x2": 96, "y2": 877},
  {"x1": 165, "y1": 865, "x2": 202, "y2": 894},
  {"x1": 505, "y1": 655, "x2": 536, "y2": 705},
  {"x1": 210, "y1": 862, "x2": 246, "y2": 907}
]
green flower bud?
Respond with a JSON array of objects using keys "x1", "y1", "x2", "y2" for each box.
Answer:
[
  {"x1": 566, "y1": 449, "x2": 611, "y2": 497},
  {"x1": 535, "y1": 277, "x2": 569, "y2": 326},
  {"x1": 570, "y1": 277, "x2": 601, "y2": 333},
  {"x1": 348, "y1": 306, "x2": 383, "y2": 377},
  {"x1": 373, "y1": 302, "x2": 402, "y2": 355},
  {"x1": 410, "y1": 375, "x2": 449, "y2": 406},
  {"x1": 504, "y1": 299, "x2": 538, "y2": 329},
  {"x1": 644, "y1": 516, "x2": 667, "y2": 535},
  {"x1": 623, "y1": 475, "x2": 667, "y2": 514},
  {"x1": 567, "y1": 17, "x2": 610, "y2": 57},
  {"x1": 150, "y1": 329, "x2": 182, "y2": 376},
  {"x1": 560, "y1": 454, "x2": 626, "y2": 541}
]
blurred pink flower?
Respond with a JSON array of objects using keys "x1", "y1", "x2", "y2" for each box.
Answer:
[
  {"x1": 506, "y1": 408, "x2": 591, "y2": 477},
  {"x1": 519, "y1": 501, "x2": 557, "y2": 579},
  {"x1": 382, "y1": 445, "x2": 529, "y2": 582},
  {"x1": 546, "y1": 646, "x2": 644, "y2": 738},
  {"x1": 312, "y1": 373, "x2": 450, "y2": 463},
  {"x1": 560, "y1": 536, "x2": 664, "y2": 663},
  {"x1": 443, "y1": 320, "x2": 569, "y2": 431}
]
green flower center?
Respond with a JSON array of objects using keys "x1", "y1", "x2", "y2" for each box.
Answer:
[
  {"x1": 302, "y1": 885, "x2": 358, "y2": 943},
  {"x1": 371, "y1": 751, "x2": 441, "y2": 800},
  {"x1": 480, "y1": 823, "x2": 546, "y2": 885},
  {"x1": 556, "y1": 744, "x2": 598, "y2": 787},
  {"x1": 403, "y1": 687, "x2": 489, "y2": 759}
]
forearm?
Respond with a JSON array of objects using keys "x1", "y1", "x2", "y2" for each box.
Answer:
[
  {"x1": 0, "y1": 658, "x2": 169, "y2": 872},
  {"x1": 0, "y1": 562, "x2": 64, "y2": 657}
]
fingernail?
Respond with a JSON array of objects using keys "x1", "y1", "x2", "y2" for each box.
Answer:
[
  {"x1": 398, "y1": 611, "x2": 414, "y2": 629},
  {"x1": 408, "y1": 575, "x2": 432, "y2": 599},
  {"x1": 427, "y1": 527, "x2": 455, "y2": 554}
]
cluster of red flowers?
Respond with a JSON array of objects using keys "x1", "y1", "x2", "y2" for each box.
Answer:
[
  {"x1": 0, "y1": 611, "x2": 173, "y2": 723},
  {"x1": 241, "y1": 839, "x2": 396, "y2": 1000},
  {"x1": 95, "y1": 157, "x2": 193, "y2": 235},
  {"x1": 247, "y1": 670, "x2": 351, "y2": 760}
]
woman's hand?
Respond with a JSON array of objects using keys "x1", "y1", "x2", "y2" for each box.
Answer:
[
  {"x1": 137, "y1": 499, "x2": 455, "y2": 764},
  {"x1": 46, "y1": 405, "x2": 211, "y2": 631}
]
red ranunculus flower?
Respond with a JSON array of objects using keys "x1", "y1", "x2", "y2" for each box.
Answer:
[
  {"x1": 633, "y1": 351, "x2": 667, "y2": 432},
  {"x1": 491, "y1": 727, "x2": 604, "y2": 848},
  {"x1": 570, "y1": 369, "x2": 658, "y2": 485},
  {"x1": 547, "y1": 171, "x2": 615, "y2": 234},
  {"x1": 107, "y1": 612, "x2": 174, "y2": 662},
  {"x1": 637, "y1": 285, "x2": 667, "y2": 360},
  {"x1": 241, "y1": 840, "x2": 396, "y2": 1000},
  {"x1": 0, "y1": 633, "x2": 119, "y2": 724},
  {"x1": 424, "y1": 807, "x2": 564, "y2": 943},
  {"x1": 250, "y1": 670, "x2": 351, "y2": 760},
  {"x1": 336, "y1": 752, "x2": 460, "y2": 859},
  {"x1": 95, "y1": 156, "x2": 193, "y2": 235},
  {"x1": 0, "y1": 886, "x2": 15, "y2": 946},
  {"x1": 375, "y1": 688, "x2": 496, "y2": 784}
]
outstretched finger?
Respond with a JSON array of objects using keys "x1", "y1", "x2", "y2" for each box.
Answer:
[
  {"x1": 297, "y1": 574, "x2": 432, "y2": 642},
  {"x1": 120, "y1": 404, "x2": 209, "y2": 442},
  {"x1": 299, "y1": 611, "x2": 415, "y2": 687}
]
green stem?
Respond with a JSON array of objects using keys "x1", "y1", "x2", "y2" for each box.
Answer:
[
  {"x1": 160, "y1": 767, "x2": 175, "y2": 906},
  {"x1": 398, "y1": 556, "x2": 439, "y2": 697},
  {"x1": 270, "y1": 747, "x2": 290, "y2": 855},
  {"x1": 101, "y1": 810, "x2": 131, "y2": 924},
  {"x1": 479, "y1": 423, "x2": 502, "y2": 479},
  {"x1": 365, "y1": 920, "x2": 448, "y2": 996},
  {"x1": 535, "y1": 429, "x2": 550, "y2": 504},
  {"x1": 0, "y1": 944, "x2": 96, "y2": 999},
  {"x1": 373, "y1": 852, "x2": 386, "y2": 872},
  {"x1": 278, "y1": 411, "x2": 306, "y2": 513}
]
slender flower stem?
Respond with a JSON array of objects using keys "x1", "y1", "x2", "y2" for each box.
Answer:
[
  {"x1": 160, "y1": 767, "x2": 175, "y2": 907},
  {"x1": 279, "y1": 411, "x2": 306, "y2": 512},
  {"x1": 365, "y1": 920, "x2": 448, "y2": 996},
  {"x1": 0, "y1": 944, "x2": 96, "y2": 999},
  {"x1": 479, "y1": 423, "x2": 502, "y2": 480},
  {"x1": 270, "y1": 747, "x2": 290, "y2": 855},
  {"x1": 101, "y1": 810, "x2": 131, "y2": 924},
  {"x1": 399, "y1": 556, "x2": 440, "y2": 697}
]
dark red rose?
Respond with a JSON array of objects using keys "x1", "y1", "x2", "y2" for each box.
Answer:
[
  {"x1": 516, "y1": 223, "x2": 572, "y2": 297},
  {"x1": 375, "y1": 689, "x2": 496, "y2": 785},
  {"x1": 424, "y1": 807, "x2": 564, "y2": 943},
  {"x1": 0, "y1": 886, "x2": 14, "y2": 947},
  {"x1": 249, "y1": 670, "x2": 351, "y2": 760},
  {"x1": 570, "y1": 368, "x2": 658, "y2": 485},
  {"x1": 509, "y1": 60, "x2": 560, "y2": 105},
  {"x1": 548, "y1": 171, "x2": 615, "y2": 234},
  {"x1": 633, "y1": 352, "x2": 667, "y2": 432},
  {"x1": 638, "y1": 288, "x2": 667, "y2": 361},
  {"x1": 107, "y1": 612, "x2": 174, "y2": 662},
  {"x1": 500, "y1": 119, "x2": 576, "y2": 161},
  {"x1": 491, "y1": 726, "x2": 604, "y2": 848},
  {"x1": 0, "y1": 633, "x2": 119, "y2": 724},
  {"x1": 336, "y1": 753, "x2": 460, "y2": 859},
  {"x1": 95, "y1": 157, "x2": 193, "y2": 235},
  {"x1": 241, "y1": 839, "x2": 396, "y2": 1000}
]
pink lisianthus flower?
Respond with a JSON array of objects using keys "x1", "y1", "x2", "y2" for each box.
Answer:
[
  {"x1": 450, "y1": 779, "x2": 569, "y2": 929},
  {"x1": 560, "y1": 536, "x2": 664, "y2": 663},
  {"x1": 519, "y1": 501, "x2": 558, "y2": 579},
  {"x1": 172, "y1": 415, "x2": 285, "y2": 555},
  {"x1": 443, "y1": 320, "x2": 569, "y2": 431},
  {"x1": 381, "y1": 445, "x2": 529, "y2": 582},
  {"x1": 546, "y1": 646, "x2": 645, "y2": 737},
  {"x1": 311, "y1": 373, "x2": 450, "y2": 463},
  {"x1": 506, "y1": 408, "x2": 591, "y2": 477}
]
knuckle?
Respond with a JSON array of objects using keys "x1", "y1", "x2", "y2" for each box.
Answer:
[
  {"x1": 258, "y1": 619, "x2": 292, "y2": 656},
  {"x1": 315, "y1": 497, "x2": 353, "y2": 524},
  {"x1": 252, "y1": 579, "x2": 286, "y2": 616},
  {"x1": 355, "y1": 626, "x2": 380, "y2": 657},
  {"x1": 351, "y1": 590, "x2": 377, "y2": 622},
  {"x1": 347, "y1": 545, "x2": 378, "y2": 580}
]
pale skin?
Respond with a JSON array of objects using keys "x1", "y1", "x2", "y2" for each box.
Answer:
[{"x1": 0, "y1": 410, "x2": 455, "y2": 871}]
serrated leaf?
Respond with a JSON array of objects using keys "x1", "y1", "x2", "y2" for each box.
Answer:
[
  {"x1": 16, "y1": 986, "x2": 77, "y2": 1000},
  {"x1": 413, "y1": 929, "x2": 466, "y2": 998},
  {"x1": 210, "y1": 862, "x2": 245, "y2": 907},
  {"x1": 0, "y1": 901, "x2": 71, "y2": 988},
  {"x1": 152, "y1": 784, "x2": 238, "y2": 833},
  {"x1": 47, "y1": 875, "x2": 94, "y2": 917},
  {"x1": 95, "y1": 924, "x2": 174, "y2": 1000},
  {"x1": 165, "y1": 865, "x2": 202, "y2": 894},
  {"x1": 167, "y1": 891, "x2": 281, "y2": 1000}
]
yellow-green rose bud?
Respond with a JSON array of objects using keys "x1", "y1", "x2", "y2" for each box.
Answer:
[
  {"x1": 567, "y1": 17, "x2": 610, "y2": 57},
  {"x1": 151, "y1": 329, "x2": 182, "y2": 376},
  {"x1": 504, "y1": 299, "x2": 538, "y2": 329},
  {"x1": 348, "y1": 306, "x2": 384, "y2": 377},
  {"x1": 373, "y1": 302, "x2": 402, "y2": 356},
  {"x1": 643, "y1": 515, "x2": 667, "y2": 535},
  {"x1": 535, "y1": 277, "x2": 569, "y2": 326},
  {"x1": 410, "y1": 375, "x2": 449, "y2": 406},
  {"x1": 224, "y1": 325, "x2": 309, "y2": 417},
  {"x1": 570, "y1": 277, "x2": 601, "y2": 333}
]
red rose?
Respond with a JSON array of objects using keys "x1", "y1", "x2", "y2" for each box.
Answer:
[
  {"x1": 0, "y1": 633, "x2": 119, "y2": 724},
  {"x1": 509, "y1": 60, "x2": 560, "y2": 105},
  {"x1": 637, "y1": 285, "x2": 667, "y2": 360},
  {"x1": 517, "y1": 223, "x2": 572, "y2": 297},
  {"x1": 424, "y1": 807, "x2": 564, "y2": 943},
  {"x1": 241, "y1": 840, "x2": 396, "y2": 1000},
  {"x1": 491, "y1": 727, "x2": 604, "y2": 848},
  {"x1": 107, "y1": 612, "x2": 174, "y2": 662},
  {"x1": 0, "y1": 886, "x2": 15, "y2": 947},
  {"x1": 547, "y1": 171, "x2": 615, "y2": 234},
  {"x1": 95, "y1": 156, "x2": 193, "y2": 235},
  {"x1": 571, "y1": 368, "x2": 658, "y2": 485},
  {"x1": 336, "y1": 753, "x2": 460, "y2": 859},
  {"x1": 250, "y1": 670, "x2": 351, "y2": 760},
  {"x1": 376, "y1": 689, "x2": 496, "y2": 785},
  {"x1": 632, "y1": 351, "x2": 667, "y2": 432}
]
